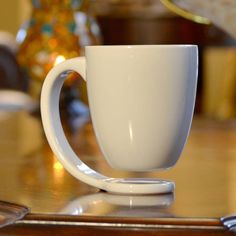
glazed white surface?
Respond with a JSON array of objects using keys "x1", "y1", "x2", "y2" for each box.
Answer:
[
  {"x1": 86, "y1": 45, "x2": 198, "y2": 170},
  {"x1": 40, "y1": 45, "x2": 198, "y2": 194}
]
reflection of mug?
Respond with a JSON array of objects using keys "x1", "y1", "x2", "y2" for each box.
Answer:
[
  {"x1": 41, "y1": 45, "x2": 198, "y2": 194},
  {"x1": 60, "y1": 192, "x2": 174, "y2": 217}
]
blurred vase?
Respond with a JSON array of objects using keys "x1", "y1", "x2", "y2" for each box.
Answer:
[{"x1": 16, "y1": 0, "x2": 102, "y2": 107}]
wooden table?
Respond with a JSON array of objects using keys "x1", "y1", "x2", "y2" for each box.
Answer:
[{"x1": 0, "y1": 110, "x2": 236, "y2": 235}]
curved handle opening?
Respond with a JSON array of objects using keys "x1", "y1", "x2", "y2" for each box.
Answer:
[{"x1": 41, "y1": 57, "x2": 108, "y2": 189}]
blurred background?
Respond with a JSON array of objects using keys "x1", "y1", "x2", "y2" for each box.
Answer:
[
  {"x1": 1, "y1": 0, "x2": 236, "y2": 217},
  {"x1": 0, "y1": 0, "x2": 236, "y2": 120}
]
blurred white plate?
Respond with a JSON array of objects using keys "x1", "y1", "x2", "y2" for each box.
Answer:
[{"x1": 0, "y1": 90, "x2": 37, "y2": 111}]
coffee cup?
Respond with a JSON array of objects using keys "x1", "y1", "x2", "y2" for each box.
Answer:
[{"x1": 41, "y1": 45, "x2": 198, "y2": 194}]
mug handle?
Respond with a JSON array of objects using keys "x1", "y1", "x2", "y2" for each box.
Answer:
[
  {"x1": 40, "y1": 57, "x2": 174, "y2": 194},
  {"x1": 41, "y1": 57, "x2": 107, "y2": 189}
]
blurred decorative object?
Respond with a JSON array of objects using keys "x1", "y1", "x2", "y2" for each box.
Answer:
[
  {"x1": 160, "y1": 0, "x2": 236, "y2": 39},
  {"x1": 160, "y1": 0, "x2": 210, "y2": 24},
  {"x1": 0, "y1": 45, "x2": 27, "y2": 91},
  {"x1": 91, "y1": 0, "x2": 233, "y2": 46},
  {"x1": 91, "y1": 0, "x2": 171, "y2": 18},
  {"x1": 16, "y1": 0, "x2": 102, "y2": 106},
  {"x1": 160, "y1": 0, "x2": 236, "y2": 119}
]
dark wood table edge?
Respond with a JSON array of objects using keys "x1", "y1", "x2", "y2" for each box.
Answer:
[
  {"x1": 17, "y1": 214, "x2": 227, "y2": 230},
  {"x1": 1, "y1": 214, "x2": 234, "y2": 235}
]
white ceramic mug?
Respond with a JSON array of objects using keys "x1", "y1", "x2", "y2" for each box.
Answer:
[{"x1": 41, "y1": 45, "x2": 198, "y2": 194}]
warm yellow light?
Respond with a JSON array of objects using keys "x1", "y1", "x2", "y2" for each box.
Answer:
[
  {"x1": 54, "y1": 55, "x2": 66, "y2": 66},
  {"x1": 53, "y1": 161, "x2": 64, "y2": 171},
  {"x1": 52, "y1": 155, "x2": 65, "y2": 182}
]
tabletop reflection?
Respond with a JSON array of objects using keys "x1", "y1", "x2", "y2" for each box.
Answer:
[
  {"x1": 60, "y1": 192, "x2": 174, "y2": 217},
  {"x1": 1, "y1": 111, "x2": 236, "y2": 218}
]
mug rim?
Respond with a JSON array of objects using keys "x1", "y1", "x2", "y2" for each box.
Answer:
[{"x1": 85, "y1": 45, "x2": 197, "y2": 49}]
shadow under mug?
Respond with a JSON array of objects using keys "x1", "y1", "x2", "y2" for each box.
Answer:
[{"x1": 41, "y1": 45, "x2": 198, "y2": 194}]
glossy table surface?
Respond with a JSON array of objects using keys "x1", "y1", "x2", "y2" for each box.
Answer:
[{"x1": 0, "y1": 110, "x2": 236, "y2": 235}]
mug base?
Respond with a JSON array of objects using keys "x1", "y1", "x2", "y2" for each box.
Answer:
[{"x1": 104, "y1": 178, "x2": 175, "y2": 195}]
